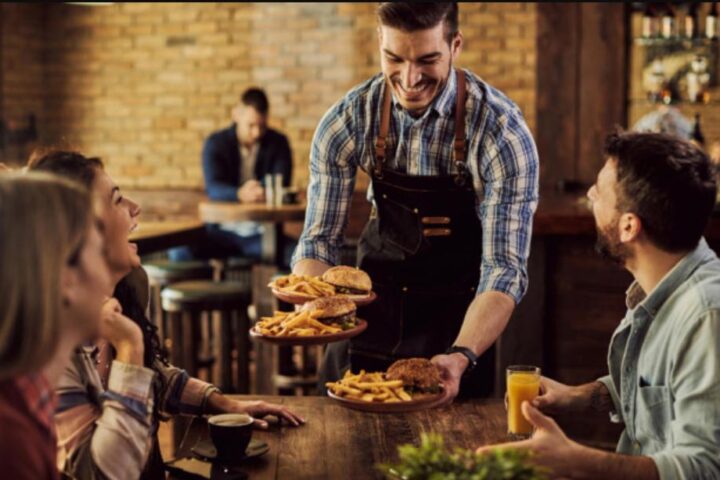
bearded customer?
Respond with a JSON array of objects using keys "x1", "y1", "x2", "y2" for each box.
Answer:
[
  {"x1": 479, "y1": 131, "x2": 720, "y2": 479},
  {"x1": 292, "y1": 2, "x2": 539, "y2": 401}
]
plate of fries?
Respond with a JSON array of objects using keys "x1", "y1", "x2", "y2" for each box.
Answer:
[
  {"x1": 269, "y1": 273, "x2": 378, "y2": 306},
  {"x1": 326, "y1": 370, "x2": 445, "y2": 413},
  {"x1": 250, "y1": 310, "x2": 368, "y2": 346},
  {"x1": 268, "y1": 274, "x2": 336, "y2": 303}
]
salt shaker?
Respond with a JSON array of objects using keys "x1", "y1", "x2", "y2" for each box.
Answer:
[{"x1": 274, "y1": 174, "x2": 283, "y2": 206}]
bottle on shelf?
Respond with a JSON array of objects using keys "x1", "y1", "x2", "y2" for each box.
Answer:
[
  {"x1": 692, "y1": 113, "x2": 705, "y2": 148},
  {"x1": 685, "y1": 3, "x2": 699, "y2": 39},
  {"x1": 707, "y1": 1, "x2": 718, "y2": 39},
  {"x1": 661, "y1": 3, "x2": 676, "y2": 39},
  {"x1": 642, "y1": 3, "x2": 657, "y2": 38}
]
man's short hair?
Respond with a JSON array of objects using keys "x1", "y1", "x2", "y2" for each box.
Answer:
[
  {"x1": 241, "y1": 88, "x2": 269, "y2": 115},
  {"x1": 377, "y1": 2, "x2": 459, "y2": 44},
  {"x1": 605, "y1": 130, "x2": 717, "y2": 252}
]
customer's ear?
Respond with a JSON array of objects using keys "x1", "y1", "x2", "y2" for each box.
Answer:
[{"x1": 60, "y1": 265, "x2": 81, "y2": 308}]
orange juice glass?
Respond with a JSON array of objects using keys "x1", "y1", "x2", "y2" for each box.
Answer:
[{"x1": 506, "y1": 365, "x2": 541, "y2": 440}]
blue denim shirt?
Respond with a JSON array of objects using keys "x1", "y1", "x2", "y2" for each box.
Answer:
[{"x1": 598, "y1": 238, "x2": 720, "y2": 479}]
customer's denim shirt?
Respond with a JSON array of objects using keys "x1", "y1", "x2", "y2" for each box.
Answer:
[{"x1": 598, "y1": 238, "x2": 720, "y2": 480}]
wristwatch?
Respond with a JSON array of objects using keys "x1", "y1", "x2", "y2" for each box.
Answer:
[{"x1": 445, "y1": 345, "x2": 478, "y2": 372}]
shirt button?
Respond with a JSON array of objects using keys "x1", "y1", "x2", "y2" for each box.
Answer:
[{"x1": 624, "y1": 405, "x2": 630, "y2": 413}]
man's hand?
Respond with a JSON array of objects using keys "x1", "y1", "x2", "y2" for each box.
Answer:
[
  {"x1": 99, "y1": 298, "x2": 144, "y2": 365},
  {"x1": 237, "y1": 180, "x2": 265, "y2": 204},
  {"x1": 431, "y1": 352, "x2": 469, "y2": 405},
  {"x1": 207, "y1": 393, "x2": 306, "y2": 429},
  {"x1": 477, "y1": 401, "x2": 585, "y2": 478},
  {"x1": 532, "y1": 376, "x2": 578, "y2": 415}
]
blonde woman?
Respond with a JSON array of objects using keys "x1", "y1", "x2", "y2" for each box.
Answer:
[
  {"x1": 0, "y1": 173, "x2": 111, "y2": 480},
  {"x1": 30, "y1": 151, "x2": 305, "y2": 479}
]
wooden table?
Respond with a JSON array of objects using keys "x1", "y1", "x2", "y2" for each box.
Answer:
[
  {"x1": 173, "y1": 395, "x2": 506, "y2": 480},
  {"x1": 199, "y1": 202, "x2": 306, "y2": 266},
  {"x1": 129, "y1": 220, "x2": 205, "y2": 255}
]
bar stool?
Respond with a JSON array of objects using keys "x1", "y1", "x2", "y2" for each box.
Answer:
[
  {"x1": 211, "y1": 256, "x2": 257, "y2": 285},
  {"x1": 160, "y1": 280, "x2": 253, "y2": 393},
  {"x1": 143, "y1": 260, "x2": 214, "y2": 349}
]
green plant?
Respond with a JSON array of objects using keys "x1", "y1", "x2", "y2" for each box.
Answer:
[{"x1": 378, "y1": 433, "x2": 548, "y2": 480}]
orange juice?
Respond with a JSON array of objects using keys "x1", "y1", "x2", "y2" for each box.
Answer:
[{"x1": 507, "y1": 368, "x2": 540, "y2": 437}]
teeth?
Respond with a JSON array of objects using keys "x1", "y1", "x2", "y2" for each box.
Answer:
[{"x1": 129, "y1": 224, "x2": 139, "y2": 233}]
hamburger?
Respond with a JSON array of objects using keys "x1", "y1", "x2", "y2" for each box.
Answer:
[
  {"x1": 321, "y1": 266, "x2": 372, "y2": 297},
  {"x1": 386, "y1": 358, "x2": 442, "y2": 394},
  {"x1": 301, "y1": 296, "x2": 357, "y2": 330}
]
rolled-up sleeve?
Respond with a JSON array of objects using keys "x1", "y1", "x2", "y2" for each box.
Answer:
[
  {"x1": 291, "y1": 98, "x2": 358, "y2": 268},
  {"x1": 649, "y1": 311, "x2": 720, "y2": 480},
  {"x1": 476, "y1": 111, "x2": 538, "y2": 303},
  {"x1": 597, "y1": 374, "x2": 624, "y2": 424}
]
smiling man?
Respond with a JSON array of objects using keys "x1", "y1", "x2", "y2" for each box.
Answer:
[
  {"x1": 479, "y1": 132, "x2": 720, "y2": 479},
  {"x1": 292, "y1": 3, "x2": 539, "y2": 401}
]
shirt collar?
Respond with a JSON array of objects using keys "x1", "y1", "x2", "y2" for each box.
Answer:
[
  {"x1": 625, "y1": 237, "x2": 715, "y2": 316},
  {"x1": 13, "y1": 373, "x2": 57, "y2": 434},
  {"x1": 390, "y1": 67, "x2": 458, "y2": 119}
]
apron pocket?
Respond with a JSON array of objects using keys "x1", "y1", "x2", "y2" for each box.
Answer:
[{"x1": 376, "y1": 195, "x2": 424, "y2": 255}]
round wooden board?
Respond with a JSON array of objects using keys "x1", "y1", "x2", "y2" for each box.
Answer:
[
  {"x1": 271, "y1": 289, "x2": 377, "y2": 307},
  {"x1": 327, "y1": 389, "x2": 445, "y2": 413},
  {"x1": 249, "y1": 319, "x2": 368, "y2": 346}
]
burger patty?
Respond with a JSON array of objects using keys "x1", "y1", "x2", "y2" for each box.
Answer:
[
  {"x1": 319, "y1": 312, "x2": 356, "y2": 330},
  {"x1": 333, "y1": 285, "x2": 369, "y2": 295}
]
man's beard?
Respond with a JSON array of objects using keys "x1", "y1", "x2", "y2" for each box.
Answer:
[{"x1": 594, "y1": 218, "x2": 631, "y2": 265}]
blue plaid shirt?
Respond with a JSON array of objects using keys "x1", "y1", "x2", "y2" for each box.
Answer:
[{"x1": 292, "y1": 69, "x2": 539, "y2": 303}]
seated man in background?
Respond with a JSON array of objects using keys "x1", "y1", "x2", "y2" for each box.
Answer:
[
  {"x1": 169, "y1": 87, "x2": 294, "y2": 265},
  {"x1": 479, "y1": 131, "x2": 720, "y2": 479}
]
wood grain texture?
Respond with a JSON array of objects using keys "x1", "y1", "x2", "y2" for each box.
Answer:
[{"x1": 173, "y1": 396, "x2": 506, "y2": 480}]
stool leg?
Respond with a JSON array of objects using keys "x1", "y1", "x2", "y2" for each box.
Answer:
[
  {"x1": 219, "y1": 311, "x2": 233, "y2": 393},
  {"x1": 169, "y1": 311, "x2": 183, "y2": 367},
  {"x1": 234, "y1": 308, "x2": 251, "y2": 394},
  {"x1": 182, "y1": 311, "x2": 200, "y2": 378}
]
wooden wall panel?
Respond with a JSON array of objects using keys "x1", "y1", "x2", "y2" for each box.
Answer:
[{"x1": 537, "y1": 3, "x2": 628, "y2": 189}]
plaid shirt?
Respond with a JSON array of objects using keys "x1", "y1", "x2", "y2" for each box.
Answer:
[
  {"x1": 14, "y1": 373, "x2": 57, "y2": 436},
  {"x1": 292, "y1": 68, "x2": 539, "y2": 303}
]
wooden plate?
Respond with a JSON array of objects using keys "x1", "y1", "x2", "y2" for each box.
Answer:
[
  {"x1": 271, "y1": 288, "x2": 377, "y2": 306},
  {"x1": 249, "y1": 319, "x2": 368, "y2": 346},
  {"x1": 327, "y1": 388, "x2": 445, "y2": 413}
]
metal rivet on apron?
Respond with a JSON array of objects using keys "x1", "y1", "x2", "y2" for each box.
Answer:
[
  {"x1": 382, "y1": 194, "x2": 387, "y2": 199},
  {"x1": 402, "y1": 286, "x2": 408, "y2": 292},
  {"x1": 413, "y1": 208, "x2": 419, "y2": 214}
]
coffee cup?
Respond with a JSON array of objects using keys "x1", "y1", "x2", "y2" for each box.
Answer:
[{"x1": 207, "y1": 413, "x2": 254, "y2": 463}]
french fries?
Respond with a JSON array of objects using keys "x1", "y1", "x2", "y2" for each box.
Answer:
[
  {"x1": 268, "y1": 274, "x2": 336, "y2": 298},
  {"x1": 326, "y1": 370, "x2": 414, "y2": 403},
  {"x1": 255, "y1": 310, "x2": 343, "y2": 337}
]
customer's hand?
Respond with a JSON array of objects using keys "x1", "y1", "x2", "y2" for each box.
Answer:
[
  {"x1": 531, "y1": 376, "x2": 578, "y2": 414},
  {"x1": 207, "y1": 393, "x2": 306, "y2": 429},
  {"x1": 476, "y1": 401, "x2": 585, "y2": 479},
  {"x1": 238, "y1": 180, "x2": 265, "y2": 204},
  {"x1": 99, "y1": 298, "x2": 144, "y2": 365}
]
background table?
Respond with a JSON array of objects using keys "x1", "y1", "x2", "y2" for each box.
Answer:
[
  {"x1": 129, "y1": 220, "x2": 205, "y2": 256},
  {"x1": 199, "y1": 202, "x2": 306, "y2": 266},
  {"x1": 173, "y1": 395, "x2": 506, "y2": 480}
]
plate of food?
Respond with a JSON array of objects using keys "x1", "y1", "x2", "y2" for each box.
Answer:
[
  {"x1": 268, "y1": 266, "x2": 377, "y2": 306},
  {"x1": 326, "y1": 358, "x2": 446, "y2": 413},
  {"x1": 250, "y1": 296, "x2": 368, "y2": 346}
]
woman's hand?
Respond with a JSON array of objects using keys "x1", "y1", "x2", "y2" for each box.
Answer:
[
  {"x1": 207, "y1": 393, "x2": 306, "y2": 429},
  {"x1": 99, "y1": 298, "x2": 144, "y2": 365}
]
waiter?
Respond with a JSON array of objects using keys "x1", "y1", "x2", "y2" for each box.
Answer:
[{"x1": 292, "y1": 2, "x2": 539, "y2": 401}]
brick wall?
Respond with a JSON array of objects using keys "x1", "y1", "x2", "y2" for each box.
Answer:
[
  {"x1": 0, "y1": 3, "x2": 45, "y2": 165},
  {"x1": 3, "y1": 2, "x2": 536, "y2": 191}
]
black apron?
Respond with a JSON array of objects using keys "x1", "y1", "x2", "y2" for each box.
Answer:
[{"x1": 321, "y1": 69, "x2": 494, "y2": 397}]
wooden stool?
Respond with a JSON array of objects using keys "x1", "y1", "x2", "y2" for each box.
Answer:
[
  {"x1": 211, "y1": 256, "x2": 257, "y2": 285},
  {"x1": 143, "y1": 260, "x2": 213, "y2": 349},
  {"x1": 160, "y1": 280, "x2": 252, "y2": 393}
]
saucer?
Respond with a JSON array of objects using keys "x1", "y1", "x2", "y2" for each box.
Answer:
[{"x1": 191, "y1": 438, "x2": 269, "y2": 464}]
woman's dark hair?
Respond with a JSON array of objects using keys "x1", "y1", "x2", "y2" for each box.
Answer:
[
  {"x1": 241, "y1": 87, "x2": 269, "y2": 115},
  {"x1": 27, "y1": 149, "x2": 167, "y2": 367},
  {"x1": 604, "y1": 130, "x2": 717, "y2": 252},
  {"x1": 377, "y1": 2, "x2": 459, "y2": 44}
]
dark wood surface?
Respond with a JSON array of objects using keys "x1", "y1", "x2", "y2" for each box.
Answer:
[
  {"x1": 129, "y1": 221, "x2": 205, "y2": 255},
  {"x1": 198, "y1": 201, "x2": 306, "y2": 223},
  {"x1": 173, "y1": 396, "x2": 506, "y2": 480},
  {"x1": 536, "y1": 3, "x2": 628, "y2": 190}
]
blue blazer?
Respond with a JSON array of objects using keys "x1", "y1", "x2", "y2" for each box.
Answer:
[{"x1": 202, "y1": 124, "x2": 293, "y2": 201}]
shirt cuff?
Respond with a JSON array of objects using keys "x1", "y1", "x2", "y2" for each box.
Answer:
[
  {"x1": 477, "y1": 266, "x2": 526, "y2": 304},
  {"x1": 104, "y1": 360, "x2": 155, "y2": 420},
  {"x1": 649, "y1": 452, "x2": 685, "y2": 480},
  {"x1": 291, "y1": 239, "x2": 338, "y2": 268},
  {"x1": 596, "y1": 375, "x2": 623, "y2": 423}
]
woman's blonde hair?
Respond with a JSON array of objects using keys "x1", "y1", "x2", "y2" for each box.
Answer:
[{"x1": 0, "y1": 172, "x2": 93, "y2": 380}]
